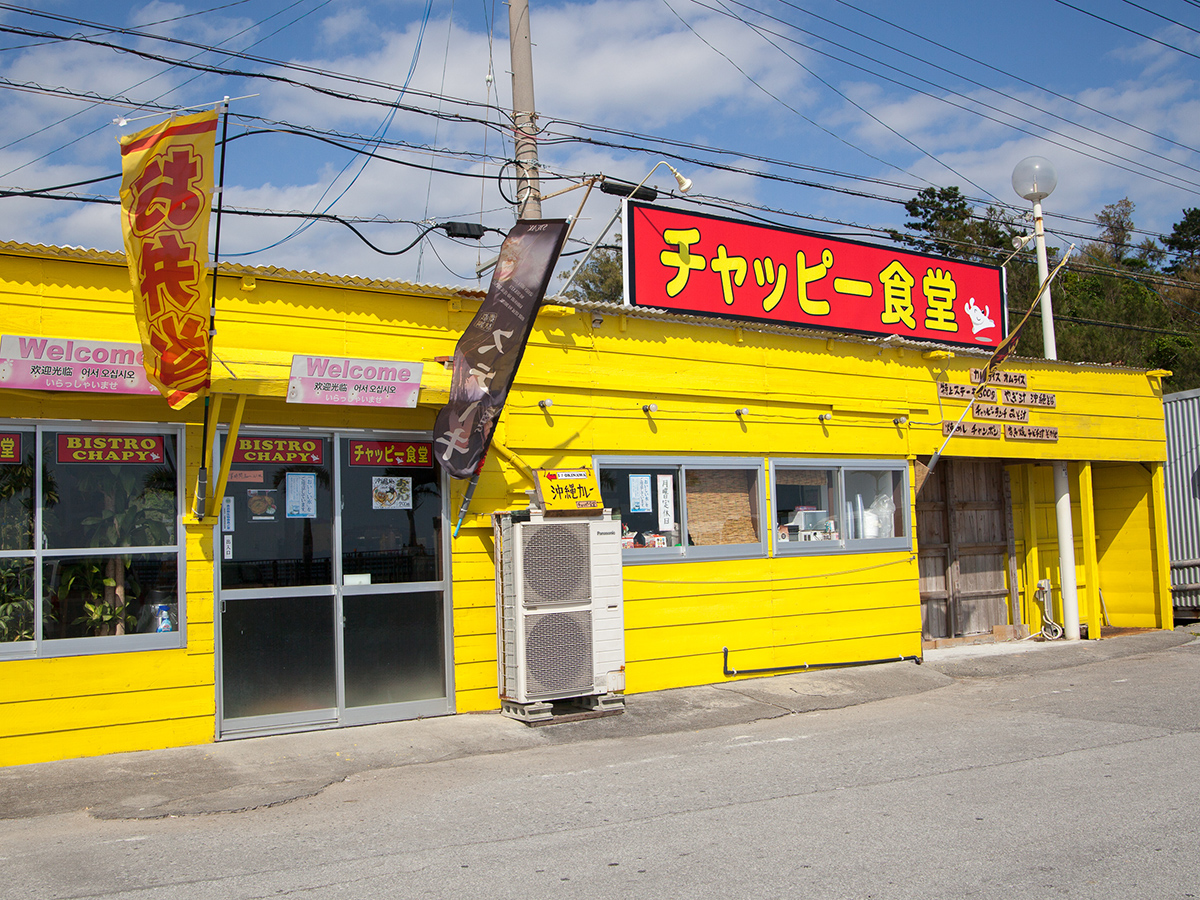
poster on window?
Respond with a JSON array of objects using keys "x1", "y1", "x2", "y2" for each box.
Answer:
[
  {"x1": 247, "y1": 489, "x2": 277, "y2": 521},
  {"x1": 285, "y1": 472, "x2": 317, "y2": 519},
  {"x1": 371, "y1": 476, "x2": 412, "y2": 510},
  {"x1": 629, "y1": 475, "x2": 652, "y2": 513},
  {"x1": 657, "y1": 474, "x2": 675, "y2": 531}
]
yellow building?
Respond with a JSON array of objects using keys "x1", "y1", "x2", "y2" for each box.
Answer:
[{"x1": 0, "y1": 241, "x2": 1173, "y2": 766}]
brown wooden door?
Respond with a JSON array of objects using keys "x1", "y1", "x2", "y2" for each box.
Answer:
[{"x1": 917, "y1": 459, "x2": 1014, "y2": 640}]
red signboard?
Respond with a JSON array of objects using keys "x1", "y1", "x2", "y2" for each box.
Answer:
[
  {"x1": 231, "y1": 437, "x2": 324, "y2": 465},
  {"x1": 625, "y1": 202, "x2": 1006, "y2": 348},
  {"x1": 0, "y1": 432, "x2": 20, "y2": 464},
  {"x1": 347, "y1": 440, "x2": 434, "y2": 467},
  {"x1": 57, "y1": 434, "x2": 166, "y2": 464}
]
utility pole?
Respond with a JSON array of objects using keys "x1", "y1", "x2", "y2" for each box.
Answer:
[{"x1": 508, "y1": 0, "x2": 541, "y2": 219}]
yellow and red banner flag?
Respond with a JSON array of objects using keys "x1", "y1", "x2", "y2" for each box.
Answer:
[{"x1": 119, "y1": 109, "x2": 218, "y2": 409}]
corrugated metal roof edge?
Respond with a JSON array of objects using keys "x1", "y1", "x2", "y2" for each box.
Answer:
[
  {"x1": 0, "y1": 240, "x2": 488, "y2": 300},
  {"x1": 559, "y1": 297, "x2": 1161, "y2": 375},
  {"x1": 0, "y1": 242, "x2": 1163, "y2": 375}
]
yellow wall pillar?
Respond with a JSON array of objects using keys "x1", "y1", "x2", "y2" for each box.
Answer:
[
  {"x1": 1149, "y1": 462, "x2": 1175, "y2": 630},
  {"x1": 1078, "y1": 461, "x2": 1101, "y2": 639},
  {"x1": 1021, "y1": 464, "x2": 1042, "y2": 631}
]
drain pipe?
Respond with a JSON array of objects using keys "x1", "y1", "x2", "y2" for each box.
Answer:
[{"x1": 723, "y1": 647, "x2": 921, "y2": 678}]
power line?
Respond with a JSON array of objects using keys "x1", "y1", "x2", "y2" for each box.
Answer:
[
  {"x1": 742, "y1": 0, "x2": 1200, "y2": 186},
  {"x1": 823, "y1": 0, "x2": 1200, "y2": 161},
  {"x1": 692, "y1": 0, "x2": 1200, "y2": 197},
  {"x1": 1052, "y1": 0, "x2": 1200, "y2": 64}
]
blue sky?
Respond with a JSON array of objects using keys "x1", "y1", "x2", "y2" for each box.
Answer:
[{"x1": 1, "y1": 0, "x2": 1199, "y2": 285}]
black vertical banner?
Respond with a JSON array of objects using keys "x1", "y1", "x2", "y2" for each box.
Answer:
[{"x1": 434, "y1": 219, "x2": 570, "y2": 479}]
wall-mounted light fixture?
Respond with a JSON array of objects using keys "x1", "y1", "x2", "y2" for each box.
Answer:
[
  {"x1": 818, "y1": 413, "x2": 833, "y2": 423},
  {"x1": 735, "y1": 407, "x2": 749, "y2": 417},
  {"x1": 539, "y1": 399, "x2": 554, "y2": 409},
  {"x1": 591, "y1": 314, "x2": 604, "y2": 328},
  {"x1": 893, "y1": 416, "x2": 908, "y2": 425},
  {"x1": 643, "y1": 403, "x2": 658, "y2": 413}
]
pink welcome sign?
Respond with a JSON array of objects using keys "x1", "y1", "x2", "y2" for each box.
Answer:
[
  {"x1": 286, "y1": 355, "x2": 423, "y2": 408},
  {"x1": 0, "y1": 335, "x2": 159, "y2": 396}
]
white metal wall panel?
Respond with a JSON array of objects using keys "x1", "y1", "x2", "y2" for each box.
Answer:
[{"x1": 1164, "y1": 389, "x2": 1200, "y2": 610}]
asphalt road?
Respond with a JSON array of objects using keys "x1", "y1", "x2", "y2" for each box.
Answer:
[{"x1": 4, "y1": 634, "x2": 1199, "y2": 899}]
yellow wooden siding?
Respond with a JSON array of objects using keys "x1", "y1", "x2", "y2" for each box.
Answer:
[
  {"x1": 1008, "y1": 461, "x2": 1168, "y2": 634},
  {"x1": 0, "y1": 649, "x2": 215, "y2": 766},
  {"x1": 0, "y1": 244, "x2": 1172, "y2": 763},
  {"x1": 1092, "y1": 463, "x2": 1169, "y2": 627}
]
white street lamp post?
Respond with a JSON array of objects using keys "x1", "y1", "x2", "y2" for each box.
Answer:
[{"x1": 1012, "y1": 156, "x2": 1080, "y2": 641}]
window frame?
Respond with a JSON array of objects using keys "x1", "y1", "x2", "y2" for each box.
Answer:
[
  {"x1": 0, "y1": 421, "x2": 186, "y2": 660},
  {"x1": 593, "y1": 455, "x2": 768, "y2": 565},
  {"x1": 770, "y1": 457, "x2": 911, "y2": 556}
]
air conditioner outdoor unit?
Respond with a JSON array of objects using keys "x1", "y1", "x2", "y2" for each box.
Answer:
[{"x1": 497, "y1": 509, "x2": 625, "y2": 720}]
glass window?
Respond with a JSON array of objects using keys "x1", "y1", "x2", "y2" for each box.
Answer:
[
  {"x1": 685, "y1": 469, "x2": 761, "y2": 546},
  {"x1": 844, "y1": 468, "x2": 906, "y2": 542},
  {"x1": 0, "y1": 429, "x2": 34, "y2": 552},
  {"x1": 595, "y1": 458, "x2": 766, "y2": 563},
  {"x1": 339, "y1": 438, "x2": 443, "y2": 584},
  {"x1": 43, "y1": 432, "x2": 178, "y2": 549},
  {"x1": 772, "y1": 460, "x2": 910, "y2": 555},
  {"x1": 599, "y1": 467, "x2": 683, "y2": 551},
  {"x1": 43, "y1": 553, "x2": 178, "y2": 639},
  {"x1": 1, "y1": 429, "x2": 34, "y2": 645},
  {"x1": 218, "y1": 434, "x2": 333, "y2": 590},
  {"x1": 0, "y1": 426, "x2": 184, "y2": 656},
  {"x1": 773, "y1": 468, "x2": 841, "y2": 545},
  {"x1": 0, "y1": 558, "x2": 34, "y2": 643}
]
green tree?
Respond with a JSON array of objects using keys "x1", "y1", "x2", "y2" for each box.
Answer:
[
  {"x1": 1164, "y1": 207, "x2": 1200, "y2": 273},
  {"x1": 1095, "y1": 197, "x2": 1136, "y2": 263},
  {"x1": 887, "y1": 186, "x2": 1023, "y2": 263},
  {"x1": 892, "y1": 188, "x2": 1200, "y2": 389},
  {"x1": 560, "y1": 237, "x2": 623, "y2": 305}
]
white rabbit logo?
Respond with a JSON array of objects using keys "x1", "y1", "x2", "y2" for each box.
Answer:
[{"x1": 964, "y1": 298, "x2": 995, "y2": 339}]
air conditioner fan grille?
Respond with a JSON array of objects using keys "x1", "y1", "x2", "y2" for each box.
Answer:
[
  {"x1": 521, "y1": 522, "x2": 591, "y2": 605},
  {"x1": 524, "y1": 609, "x2": 594, "y2": 697}
]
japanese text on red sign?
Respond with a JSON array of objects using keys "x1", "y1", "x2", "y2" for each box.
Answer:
[
  {"x1": 628, "y1": 203, "x2": 1005, "y2": 348},
  {"x1": 348, "y1": 441, "x2": 433, "y2": 467}
]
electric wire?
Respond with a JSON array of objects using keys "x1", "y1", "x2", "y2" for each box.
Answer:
[
  {"x1": 417, "y1": 0, "x2": 457, "y2": 280},
  {"x1": 5, "y1": 4, "x2": 1199, "y2": 210},
  {"x1": 691, "y1": 0, "x2": 1200, "y2": 197},
  {"x1": 660, "y1": 0, "x2": 936, "y2": 189},
  {"x1": 227, "y1": 0, "x2": 435, "y2": 258},
  {"x1": 735, "y1": 0, "x2": 1200, "y2": 186},
  {"x1": 0, "y1": 0, "x2": 331, "y2": 176},
  {"x1": 1053, "y1": 0, "x2": 1200, "y2": 64},
  {"x1": 1, "y1": 6, "x2": 1197, "y2": 289},
  {"x1": 702, "y1": 0, "x2": 1000, "y2": 202},
  {"x1": 0, "y1": 11, "x2": 502, "y2": 116},
  {"x1": 823, "y1": 0, "x2": 1200, "y2": 160}
]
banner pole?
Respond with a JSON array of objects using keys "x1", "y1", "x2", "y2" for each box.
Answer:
[
  {"x1": 196, "y1": 97, "x2": 231, "y2": 519},
  {"x1": 453, "y1": 472, "x2": 481, "y2": 539},
  {"x1": 925, "y1": 245, "x2": 1075, "y2": 481}
]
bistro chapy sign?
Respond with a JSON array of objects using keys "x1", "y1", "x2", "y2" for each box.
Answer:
[{"x1": 625, "y1": 202, "x2": 1006, "y2": 348}]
